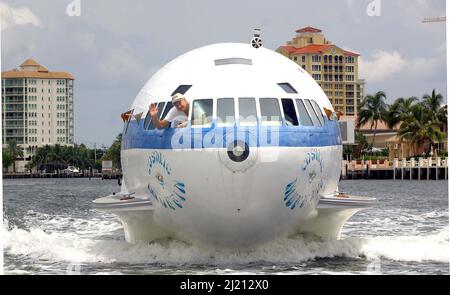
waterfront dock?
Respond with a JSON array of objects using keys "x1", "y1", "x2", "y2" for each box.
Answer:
[
  {"x1": 2, "y1": 170, "x2": 122, "y2": 179},
  {"x1": 342, "y1": 157, "x2": 448, "y2": 180}
]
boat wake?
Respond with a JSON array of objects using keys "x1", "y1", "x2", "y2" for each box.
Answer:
[{"x1": 3, "y1": 210, "x2": 449, "y2": 271}]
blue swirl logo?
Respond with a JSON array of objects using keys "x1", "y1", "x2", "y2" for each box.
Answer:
[
  {"x1": 283, "y1": 149, "x2": 325, "y2": 210},
  {"x1": 146, "y1": 151, "x2": 186, "y2": 210}
]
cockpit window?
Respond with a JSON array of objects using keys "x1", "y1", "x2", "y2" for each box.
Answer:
[
  {"x1": 160, "y1": 101, "x2": 173, "y2": 121},
  {"x1": 304, "y1": 99, "x2": 322, "y2": 127},
  {"x1": 238, "y1": 97, "x2": 257, "y2": 125},
  {"x1": 281, "y1": 98, "x2": 299, "y2": 126},
  {"x1": 259, "y1": 98, "x2": 282, "y2": 126},
  {"x1": 295, "y1": 99, "x2": 314, "y2": 126},
  {"x1": 144, "y1": 102, "x2": 166, "y2": 130},
  {"x1": 170, "y1": 85, "x2": 192, "y2": 96},
  {"x1": 277, "y1": 83, "x2": 298, "y2": 94},
  {"x1": 311, "y1": 100, "x2": 325, "y2": 126},
  {"x1": 191, "y1": 99, "x2": 213, "y2": 127},
  {"x1": 217, "y1": 98, "x2": 235, "y2": 126}
]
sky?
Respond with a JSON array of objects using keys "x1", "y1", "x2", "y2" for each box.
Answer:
[{"x1": 0, "y1": 0, "x2": 447, "y2": 147}]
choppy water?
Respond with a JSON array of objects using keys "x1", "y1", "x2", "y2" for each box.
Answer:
[{"x1": 2, "y1": 178, "x2": 449, "y2": 275}]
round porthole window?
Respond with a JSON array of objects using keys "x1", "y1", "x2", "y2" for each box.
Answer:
[{"x1": 227, "y1": 140, "x2": 250, "y2": 162}]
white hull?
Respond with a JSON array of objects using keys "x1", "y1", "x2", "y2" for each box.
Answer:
[{"x1": 94, "y1": 146, "x2": 375, "y2": 248}]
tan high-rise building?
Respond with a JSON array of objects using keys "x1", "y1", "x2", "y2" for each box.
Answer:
[
  {"x1": 2, "y1": 59, "x2": 74, "y2": 170},
  {"x1": 277, "y1": 26, "x2": 365, "y2": 116}
]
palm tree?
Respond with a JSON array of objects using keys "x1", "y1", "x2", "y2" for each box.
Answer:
[
  {"x1": 397, "y1": 104, "x2": 445, "y2": 154},
  {"x1": 437, "y1": 105, "x2": 447, "y2": 129},
  {"x1": 2, "y1": 149, "x2": 14, "y2": 171},
  {"x1": 7, "y1": 139, "x2": 24, "y2": 173},
  {"x1": 357, "y1": 91, "x2": 388, "y2": 147},
  {"x1": 386, "y1": 96, "x2": 418, "y2": 129},
  {"x1": 422, "y1": 90, "x2": 447, "y2": 153},
  {"x1": 422, "y1": 89, "x2": 444, "y2": 114}
]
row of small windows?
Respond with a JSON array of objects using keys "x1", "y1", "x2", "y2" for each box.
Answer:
[
  {"x1": 57, "y1": 88, "x2": 66, "y2": 93},
  {"x1": 293, "y1": 56, "x2": 306, "y2": 63},
  {"x1": 328, "y1": 93, "x2": 355, "y2": 100},
  {"x1": 28, "y1": 129, "x2": 37, "y2": 134},
  {"x1": 292, "y1": 55, "x2": 321, "y2": 63},
  {"x1": 322, "y1": 75, "x2": 354, "y2": 82},
  {"x1": 324, "y1": 55, "x2": 343, "y2": 63},
  {"x1": 324, "y1": 66, "x2": 343, "y2": 72},
  {"x1": 323, "y1": 84, "x2": 354, "y2": 91},
  {"x1": 56, "y1": 104, "x2": 66, "y2": 110},
  {"x1": 57, "y1": 120, "x2": 66, "y2": 126},
  {"x1": 28, "y1": 87, "x2": 37, "y2": 93},
  {"x1": 27, "y1": 79, "x2": 66, "y2": 85},
  {"x1": 28, "y1": 137, "x2": 54, "y2": 143},
  {"x1": 3, "y1": 79, "x2": 24, "y2": 86},
  {"x1": 311, "y1": 55, "x2": 321, "y2": 62},
  {"x1": 332, "y1": 99, "x2": 345, "y2": 105},
  {"x1": 144, "y1": 98, "x2": 326, "y2": 130},
  {"x1": 57, "y1": 96, "x2": 66, "y2": 102}
]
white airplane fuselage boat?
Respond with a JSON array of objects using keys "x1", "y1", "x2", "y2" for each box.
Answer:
[{"x1": 93, "y1": 40, "x2": 375, "y2": 249}]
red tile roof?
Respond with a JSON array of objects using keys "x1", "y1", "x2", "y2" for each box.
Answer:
[
  {"x1": 281, "y1": 45, "x2": 360, "y2": 56},
  {"x1": 281, "y1": 44, "x2": 332, "y2": 54},
  {"x1": 20, "y1": 58, "x2": 40, "y2": 67},
  {"x1": 296, "y1": 26, "x2": 322, "y2": 33},
  {"x1": 2, "y1": 59, "x2": 74, "y2": 79},
  {"x1": 1, "y1": 70, "x2": 75, "y2": 79}
]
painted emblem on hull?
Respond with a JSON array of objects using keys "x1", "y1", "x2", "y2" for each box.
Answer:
[
  {"x1": 146, "y1": 151, "x2": 186, "y2": 210},
  {"x1": 284, "y1": 149, "x2": 324, "y2": 210}
]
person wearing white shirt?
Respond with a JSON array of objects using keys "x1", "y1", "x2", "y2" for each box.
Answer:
[{"x1": 149, "y1": 93, "x2": 189, "y2": 129}]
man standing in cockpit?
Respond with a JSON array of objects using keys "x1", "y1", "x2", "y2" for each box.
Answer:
[{"x1": 149, "y1": 93, "x2": 189, "y2": 128}]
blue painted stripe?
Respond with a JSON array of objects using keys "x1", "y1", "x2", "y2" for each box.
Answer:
[{"x1": 121, "y1": 118, "x2": 342, "y2": 150}]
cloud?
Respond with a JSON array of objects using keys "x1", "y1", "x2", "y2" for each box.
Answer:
[
  {"x1": 0, "y1": 3, "x2": 43, "y2": 31},
  {"x1": 360, "y1": 50, "x2": 406, "y2": 82},
  {"x1": 360, "y1": 49, "x2": 443, "y2": 83},
  {"x1": 98, "y1": 48, "x2": 147, "y2": 85}
]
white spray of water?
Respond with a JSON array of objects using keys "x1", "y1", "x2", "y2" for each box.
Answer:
[{"x1": 3, "y1": 212, "x2": 449, "y2": 266}]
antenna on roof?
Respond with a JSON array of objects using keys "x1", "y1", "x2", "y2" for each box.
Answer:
[{"x1": 250, "y1": 28, "x2": 263, "y2": 49}]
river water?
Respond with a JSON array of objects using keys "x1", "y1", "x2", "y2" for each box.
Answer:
[{"x1": 2, "y1": 178, "x2": 449, "y2": 275}]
